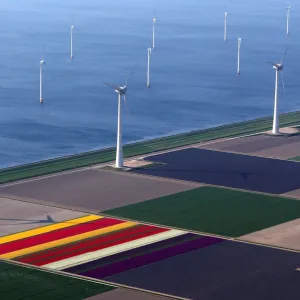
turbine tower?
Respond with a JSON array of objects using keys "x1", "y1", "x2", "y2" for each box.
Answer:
[
  {"x1": 39, "y1": 47, "x2": 45, "y2": 103},
  {"x1": 104, "y1": 67, "x2": 136, "y2": 168},
  {"x1": 237, "y1": 37, "x2": 242, "y2": 75},
  {"x1": 146, "y1": 46, "x2": 152, "y2": 87},
  {"x1": 70, "y1": 19, "x2": 75, "y2": 59},
  {"x1": 269, "y1": 49, "x2": 287, "y2": 135},
  {"x1": 286, "y1": 4, "x2": 291, "y2": 35},
  {"x1": 224, "y1": 11, "x2": 228, "y2": 42},
  {"x1": 152, "y1": 12, "x2": 156, "y2": 49}
]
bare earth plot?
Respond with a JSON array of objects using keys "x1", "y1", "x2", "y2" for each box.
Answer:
[
  {"x1": 84, "y1": 289, "x2": 176, "y2": 300},
  {"x1": 240, "y1": 218, "x2": 300, "y2": 251},
  {"x1": 0, "y1": 168, "x2": 200, "y2": 213},
  {"x1": 197, "y1": 133, "x2": 300, "y2": 159},
  {"x1": 0, "y1": 197, "x2": 86, "y2": 236},
  {"x1": 104, "y1": 241, "x2": 300, "y2": 300},
  {"x1": 133, "y1": 148, "x2": 300, "y2": 194}
]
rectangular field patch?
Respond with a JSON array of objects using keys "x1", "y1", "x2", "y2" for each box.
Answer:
[{"x1": 103, "y1": 186, "x2": 300, "y2": 237}]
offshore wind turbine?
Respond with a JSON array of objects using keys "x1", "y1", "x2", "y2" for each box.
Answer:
[
  {"x1": 70, "y1": 19, "x2": 75, "y2": 59},
  {"x1": 103, "y1": 67, "x2": 136, "y2": 168},
  {"x1": 286, "y1": 4, "x2": 291, "y2": 35},
  {"x1": 152, "y1": 12, "x2": 156, "y2": 49},
  {"x1": 39, "y1": 46, "x2": 45, "y2": 103},
  {"x1": 237, "y1": 37, "x2": 242, "y2": 75},
  {"x1": 224, "y1": 10, "x2": 228, "y2": 42},
  {"x1": 268, "y1": 49, "x2": 287, "y2": 135},
  {"x1": 146, "y1": 45, "x2": 152, "y2": 87}
]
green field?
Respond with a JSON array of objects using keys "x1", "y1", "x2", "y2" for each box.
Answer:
[
  {"x1": 1, "y1": 110, "x2": 300, "y2": 184},
  {"x1": 289, "y1": 156, "x2": 300, "y2": 162},
  {"x1": 103, "y1": 186, "x2": 300, "y2": 237},
  {"x1": 0, "y1": 261, "x2": 114, "y2": 300}
]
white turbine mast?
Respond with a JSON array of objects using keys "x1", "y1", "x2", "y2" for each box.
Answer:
[
  {"x1": 40, "y1": 45, "x2": 45, "y2": 103},
  {"x1": 152, "y1": 12, "x2": 156, "y2": 49},
  {"x1": 286, "y1": 4, "x2": 291, "y2": 35},
  {"x1": 147, "y1": 45, "x2": 152, "y2": 87},
  {"x1": 224, "y1": 10, "x2": 228, "y2": 42},
  {"x1": 70, "y1": 19, "x2": 75, "y2": 60},
  {"x1": 237, "y1": 37, "x2": 242, "y2": 75},
  {"x1": 268, "y1": 49, "x2": 287, "y2": 135},
  {"x1": 103, "y1": 66, "x2": 136, "y2": 168}
]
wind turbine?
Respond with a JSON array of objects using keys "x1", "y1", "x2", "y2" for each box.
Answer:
[
  {"x1": 103, "y1": 67, "x2": 136, "y2": 168},
  {"x1": 286, "y1": 4, "x2": 291, "y2": 35},
  {"x1": 268, "y1": 49, "x2": 287, "y2": 135},
  {"x1": 224, "y1": 10, "x2": 228, "y2": 42},
  {"x1": 39, "y1": 46, "x2": 45, "y2": 103},
  {"x1": 70, "y1": 19, "x2": 75, "y2": 59},
  {"x1": 152, "y1": 12, "x2": 156, "y2": 49},
  {"x1": 237, "y1": 37, "x2": 242, "y2": 75},
  {"x1": 146, "y1": 45, "x2": 152, "y2": 87}
]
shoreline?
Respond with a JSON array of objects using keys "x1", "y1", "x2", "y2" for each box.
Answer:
[{"x1": 1, "y1": 110, "x2": 300, "y2": 184}]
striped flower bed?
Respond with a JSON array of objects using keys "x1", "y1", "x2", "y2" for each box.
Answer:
[{"x1": 0, "y1": 214, "x2": 224, "y2": 279}]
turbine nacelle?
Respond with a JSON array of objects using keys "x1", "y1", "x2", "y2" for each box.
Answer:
[
  {"x1": 272, "y1": 63, "x2": 283, "y2": 71},
  {"x1": 115, "y1": 86, "x2": 127, "y2": 95},
  {"x1": 40, "y1": 59, "x2": 45, "y2": 65}
]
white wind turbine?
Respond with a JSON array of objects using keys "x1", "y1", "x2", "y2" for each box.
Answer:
[
  {"x1": 152, "y1": 12, "x2": 156, "y2": 49},
  {"x1": 268, "y1": 49, "x2": 287, "y2": 135},
  {"x1": 224, "y1": 10, "x2": 228, "y2": 42},
  {"x1": 70, "y1": 19, "x2": 75, "y2": 59},
  {"x1": 286, "y1": 4, "x2": 291, "y2": 35},
  {"x1": 39, "y1": 46, "x2": 45, "y2": 103},
  {"x1": 237, "y1": 37, "x2": 242, "y2": 75},
  {"x1": 103, "y1": 67, "x2": 136, "y2": 168},
  {"x1": 146, "y1": 45, "x2": 152, "y2": 87}
]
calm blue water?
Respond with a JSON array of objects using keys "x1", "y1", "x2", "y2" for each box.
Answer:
[{"x1": 0, "y1": 0, "x2": 299, "y2": 168}]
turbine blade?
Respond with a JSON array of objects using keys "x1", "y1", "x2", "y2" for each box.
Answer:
[
  {"x1": 103, "y1": 81, "x2": 119, "y2": 90},
  {"x1": 280, "y1": 71, "x2": 285, "y2": 100},
  {"x1": 280, "y1": 48, "x2": 288, "y2": 64},
  {"x1": 125, "y1": 64, "x2": 137, "y2": 87},
  {"x1": 123, "y1": 95, "x2": 129, "y2": 114}
]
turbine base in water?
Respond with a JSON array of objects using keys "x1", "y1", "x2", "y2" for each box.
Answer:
[{"x1": 40, "y1": 98, "x2": 44, "y2": 103}]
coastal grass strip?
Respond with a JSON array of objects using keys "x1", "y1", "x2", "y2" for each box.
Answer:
[
  {"x1": 289, "y1": 156, "x2": 300, "y2": 162},
  {"x1": 0, "y1": 215, "x2": 101, "y2": 245},
  {"x1": 44, "y1": 229, "x2": 184, "y2": 270},
  {"x1": 103, "y1": 186, "x2": 300, "y2": 237},
  {"x1": 18, "y1": 225, "x2": 168, "y2": 266},
  {"x1": 3, "y1": 221, "x2": 137, "y2": 259},
  {"x1": 65, "y1": 233, "x2": 200, "y2": 274},
  {"x1": 1, "y1": 111, "x2": 300, "y2": 184},
  {"x1": 0, "y1": 261, "x2": 114, "y2": 300},
  {"x1": 0, "y1": 218, "x2": 123, "y2": 255},
  {"x1": 81, "y1": 236, "x2": 223, "y2": 280}
]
